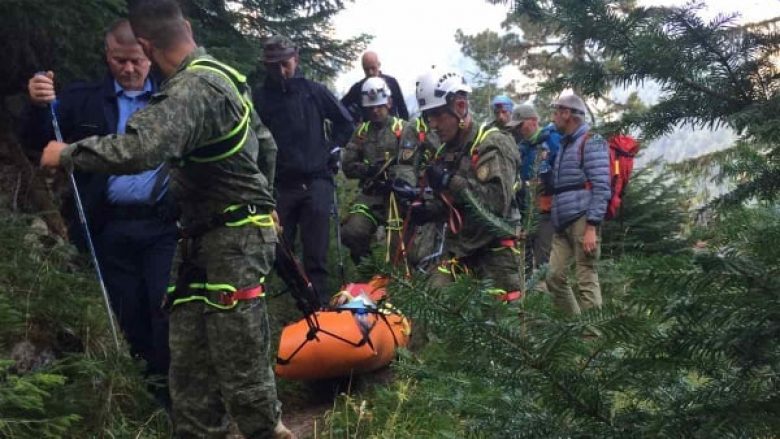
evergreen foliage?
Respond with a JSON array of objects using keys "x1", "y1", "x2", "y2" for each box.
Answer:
[
  {"x1": 0, "y1": 212, "x2": 168, "y2": 437},
  {"x1": 326, "y1": 204, "x2": 779, "y2": 438}
]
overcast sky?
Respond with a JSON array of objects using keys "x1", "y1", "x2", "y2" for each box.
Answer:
[{"x1": 332, "y1": 0, "x2": 780, "y2": 109}]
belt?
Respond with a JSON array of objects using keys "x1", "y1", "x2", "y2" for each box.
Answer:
[{"x1": 178, "y1": 204, "x2": 273, "y2": 239}]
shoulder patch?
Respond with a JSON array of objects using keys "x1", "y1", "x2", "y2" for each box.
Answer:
[{"x1": 476, "y1": 164, "x2": 491, "y2": 182}]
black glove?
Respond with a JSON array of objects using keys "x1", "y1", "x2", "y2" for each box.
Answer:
[
  {"x1": 425, "y1": 162, "x2": 451, "y2": 191},
  {"x1": 327, "y1": 146, "x2": 341, "y2": 174}
]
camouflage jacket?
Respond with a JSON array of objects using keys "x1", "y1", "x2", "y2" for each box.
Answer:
[
  {"x1": 61, "y1": 47, "x2": 277, "y2": 225},
  {"x1": 342, "y1": 116, "x2": 405, "y2": 189},
  {"x1": 433, "y1": 122, "x2": 520, "y2": 257},
  {"x1": 394, "y1": 117, "x2": 440, "y2": 186}
]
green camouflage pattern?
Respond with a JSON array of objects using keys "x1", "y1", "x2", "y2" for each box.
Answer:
[
  {"x1": 61, "y1": 47, "x2": 277, "y2": 226},
  {"x1": 438, "y1": 123, "x2": 521, "y2": 257},
  {"x1": 341, "y1": 116, "x2": 405, "y2": 262},
  {"x1": 168, "y1": 225, "x2": 280, "y2": 438},
  {"x1": 394, "y1": 117, "x2": 440, "y2": 186}
]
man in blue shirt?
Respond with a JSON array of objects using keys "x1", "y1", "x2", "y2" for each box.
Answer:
[{"x1": 25, "y1": 19, "x2": 175, "y2": 409}]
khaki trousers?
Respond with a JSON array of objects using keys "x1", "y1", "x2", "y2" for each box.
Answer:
[{"x1": 546, "y1": 215, "x2": 602, "y2": 315}]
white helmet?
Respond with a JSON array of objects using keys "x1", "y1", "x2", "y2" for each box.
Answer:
[
  {"x1": 415, "y1": 68, "x2": 472, "y2": 112},
  {"x1": 361, "y1": 77, "x2": 392, "y2": 107}
]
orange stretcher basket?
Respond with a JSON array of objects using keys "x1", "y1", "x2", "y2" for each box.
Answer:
[{"x1": 275, "y1": 277, "x2": 411, "y2": 380}]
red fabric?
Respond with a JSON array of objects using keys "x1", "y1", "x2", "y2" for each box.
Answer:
[
  {"x1": 495, "y1": 291, "x2": 523, "y2": 302},
  {"x1": 219, "y1": 285, "x2": 264, "y2": 306},
  {"x1": 605, "y1": 135, "x2": 639, "y2": 220}
]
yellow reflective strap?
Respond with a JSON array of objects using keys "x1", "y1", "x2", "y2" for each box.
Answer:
[
  {"x1": 226, "y1": 214, "x2": 274, "y2": 228},
  {"x1": 349, "y1": 203, "x2": 378, "y2": 226},
  {"x1": 196, "y1": 103, "x2": 251, "y2": 146},
  {"x1": 358, "y1": 122, "x2": 370, "y2": 137},
  {"x1": 491, "y1": 245, "x2": 522, "y2": 255},
  {"x1": 486, "y1": 288, "x2": 507, "y2": 296},
  {"x1": 167, "y1": 285, "x2": 176, "y2": 293},
  {"x1": 187, "y1": 282, "x2": 237, "y2": 293},
  {"x1": 415, "y1": 117, "x2": 427, "y2": 133},
  {"x1": 189, "y1": 58, "x2": 247, "y2": 83},
  {"x1": 469, "y1": 123, "x2": 499, "y2": 156},
  {"x1": 172, "y1": 295, "x2": 238, "y2": 310}
]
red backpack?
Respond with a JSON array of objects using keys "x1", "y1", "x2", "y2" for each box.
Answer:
[{"x1": 581, "y1": 134, "x2": 640, "y2": 220}]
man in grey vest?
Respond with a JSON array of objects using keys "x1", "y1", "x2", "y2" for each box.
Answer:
[{"x1": 546, "y1": 94, "x2": 611, "y2": 315}]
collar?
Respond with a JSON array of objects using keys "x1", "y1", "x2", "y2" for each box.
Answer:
[
  {"x1": 563, "y1": 123, "x2": 590, "y2": 144},
  {"x1": 114, "y1": 78, "x2": 153, "y2": 98}
]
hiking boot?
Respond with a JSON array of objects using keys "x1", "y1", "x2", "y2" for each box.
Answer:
[{"x1": 273, "y1": 421, "x2": 295, "y2": 439}]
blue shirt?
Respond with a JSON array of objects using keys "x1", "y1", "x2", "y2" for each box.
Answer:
[
  {"x1": 106, "y1": 79, "x2": 168, "y2": 206},
  {"x1": 519, "y1": 124, "x2": 561, "y2": 181}
]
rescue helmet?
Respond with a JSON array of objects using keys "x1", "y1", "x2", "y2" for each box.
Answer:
[
  {"x1": 415, "y1": 68, "x2": 472, "y2": 112},
  {"x1": 361, "y1": 77, "x2": 392, "y2": 107}
]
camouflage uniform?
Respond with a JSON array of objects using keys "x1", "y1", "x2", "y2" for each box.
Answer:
[
  {"x1": 394, "y1": 118, "x2": 443, "y2": 269},
  {"x1": 60, "y1": 47, "x2": 282, "y2": 438},
  {"x1": 340, "y1": 116, "x2": 405, "y2": 264},
  {"x1": 425, "y1": 123, "x2": 523, "y2": 297}
]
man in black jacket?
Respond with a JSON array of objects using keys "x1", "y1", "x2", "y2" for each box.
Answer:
[
  {"x1": 24, "y1": 19, "x2": 175, "y2": 409},
  {"x1": 254, "y1": 36, "x2": 353, "y2": 306},
  {"x1": 340, "y1": 51, "x2": 409, "y2": 123}
]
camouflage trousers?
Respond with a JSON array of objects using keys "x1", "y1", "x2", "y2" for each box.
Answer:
[
  {"x1": 168, "y1": 224, "x2": 281, "y2": 438},
  {"x1": 546, "y1": 215, "x2": 602, "y2": 315},
  {"x1": 430, "y1": 242, "x2": 524, "y2": 298},
  {"x1": 340, "y1": 193, "x2": 390, "y2": 264}
]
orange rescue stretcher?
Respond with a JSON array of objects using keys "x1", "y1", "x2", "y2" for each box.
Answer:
[{"x1": 275, "y1": 276, "x2": 411, "y2": 380}]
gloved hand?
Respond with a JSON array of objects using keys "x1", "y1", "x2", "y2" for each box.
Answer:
[
  {"x1": 327, "y1": 146, "x2": 341, "y2": 174},
  {"x1": 425, "y1": 162, "x2": 451, "y2": 192}
]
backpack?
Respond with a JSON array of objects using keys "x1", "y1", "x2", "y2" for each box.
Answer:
[{"x1": 580, "y1": 134, "x2": 640, "y2": 220}]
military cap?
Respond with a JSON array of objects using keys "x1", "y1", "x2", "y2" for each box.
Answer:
[
  {"x1": 505, "y1": 104, "x2": 539, "y2": 127},
  {"x1": 263, "y1": 35, "x2": 297, "y2": 63}
]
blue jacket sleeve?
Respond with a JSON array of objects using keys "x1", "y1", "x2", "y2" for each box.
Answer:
[{"x1": 583, "y1": 135, "x2": 611, "y2": 225}]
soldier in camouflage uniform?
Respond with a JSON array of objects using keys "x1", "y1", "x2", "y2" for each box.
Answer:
[
  {"x1": 340, "y1": 77, "x2": 406, "y2": 265},
  {"x1": 393, "y1": 116, "x2": 443, "y2": 269},
  {"x1": 40, "y1": 1, "x2": 292, "y2": 438},
  {"x1": 410, "y1": 68, "x2": 523, "y2": 301}
]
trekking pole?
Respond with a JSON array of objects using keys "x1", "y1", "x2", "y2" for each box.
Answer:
[
  {"x1": 47, "y1": 96, "x2": 120, "y2": 349},
  {"x1": 331, "y1": 175, "x2": 347, "y2": 287}
]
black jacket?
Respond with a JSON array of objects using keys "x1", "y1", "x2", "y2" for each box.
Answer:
[
  {"x1": 341, "y1": 73, "x2": 409, "y2": 122},
  {"x1": 254, "y1": 74, "x2": 353, "y2": 184},
  {"x1": 23, "y1": 74, "x2": 163, "y2": 248}
]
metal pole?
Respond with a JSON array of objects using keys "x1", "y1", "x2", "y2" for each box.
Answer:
[
  {"x1": 49, "y1": 100, "x2": 120, "y2": 349},
  {"x1": 331, "y1": 176, "x2": 346, "y2": 287}
]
